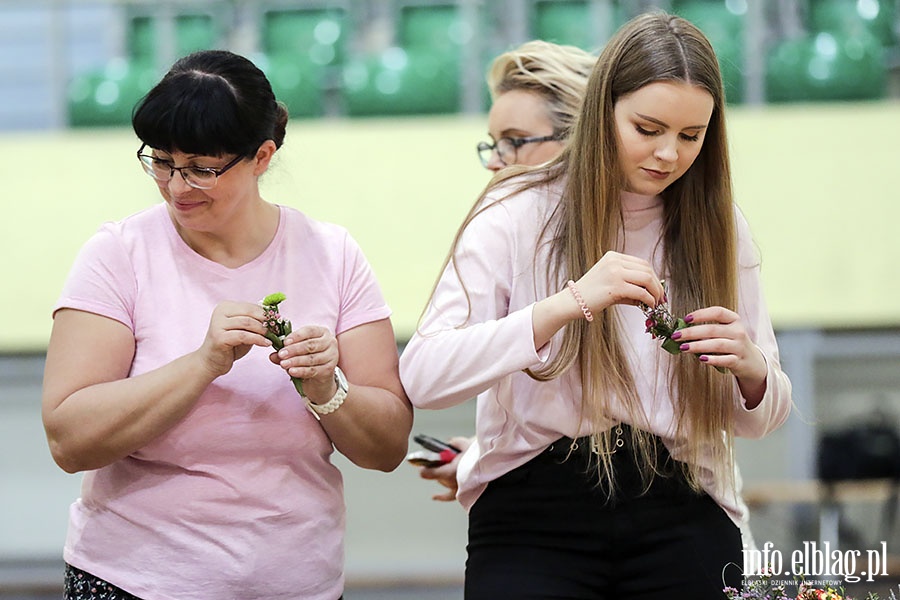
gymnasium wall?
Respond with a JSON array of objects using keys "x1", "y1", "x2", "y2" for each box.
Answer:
[{"x1": 3, "y1": 101, "x2": 900, "y2": 355}]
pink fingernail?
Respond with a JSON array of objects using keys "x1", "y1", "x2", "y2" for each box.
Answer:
[
  {"x1": 699, "y1": 355, "x2": 709, "y2": 362},
  {"x1": 671, "y1": 331, "x2": 682, "y2": 340},
  {"x1": 680, "y1": 343, "x2": 689, "y2": 352},
  {"x1": 684, "y1": 314, "x2": 694, "y2": 323}
]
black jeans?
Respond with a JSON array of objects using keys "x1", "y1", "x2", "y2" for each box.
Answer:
[{"x1": 465, "y1": 433, "x2": 742, "y2": 599}]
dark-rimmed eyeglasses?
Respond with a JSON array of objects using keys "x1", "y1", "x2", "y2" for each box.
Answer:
[
  {"x1": 136, "y1": 143, "x2": 245, "y2": 190},
  {"x1": 476, "y1": 134, "x2": 562, "y2": 168}
]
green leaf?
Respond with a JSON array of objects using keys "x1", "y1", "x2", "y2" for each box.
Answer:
[
  {"x1": 661, "y1": 337, "x2": 682, "y2": 355},
  {"x1": 284, "y1": 320, "x2": 292, "y2": 336}
]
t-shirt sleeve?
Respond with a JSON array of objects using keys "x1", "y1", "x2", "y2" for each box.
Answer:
[
  {"x1": 54, "y1": 224, "x2": 137, "y2": 332},
  {"x1": 335, "y1": 232, "x2": 391, "y2": 335}
]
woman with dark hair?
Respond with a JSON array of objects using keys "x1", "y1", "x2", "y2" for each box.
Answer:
[
  {"x1": 42, "y1": 50, "x2": 412, "y2": 600},
  {"x1": 400, "y1": 12, "x2": 792, "y2": 599}
]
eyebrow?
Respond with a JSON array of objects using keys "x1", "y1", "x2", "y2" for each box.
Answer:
[
  {"x1": 635, "y1": 113, "x2": 708, "y2": 131},
  {"x1": 155, "y1": 150, "x2": 221, "y2": 165},
  {"x1": 489, "y1": 127, "x2": 535, "y2": 139}
]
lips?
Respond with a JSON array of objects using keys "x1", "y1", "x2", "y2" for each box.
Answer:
[
  {"x1": 171, "y1": 199, "x2": 205, "y2": 211},
  {"x1": 642, "y1": 167, "x2": 671, "y2": 180}
]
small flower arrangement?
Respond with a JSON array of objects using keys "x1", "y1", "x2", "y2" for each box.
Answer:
[
  {"x1": 795, "y1": 585, "x2": 888, "y2": 600},
  {"x1": 261, "y1": 292, "x2": 305, "y2": 396},
  {"x1": 639, "y1": 286, "x2": 686, "y2": 356},
  {"x1": 639, "y1": 281, "x2": 726, "y2": 373},
  {"x1": 261, "y1": 293, "x2": 290, "y2": 346},
  {"x1": 724, "y1": 572, "x2": 895, "y2": 600},
  {"x1": 797, "y1": 585, "x2": 846, "y2": 600},
  {"x1": 723, "y1": 570, "x2": 793, "y2": 600}
]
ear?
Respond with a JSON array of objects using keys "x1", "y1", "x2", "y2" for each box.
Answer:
[{"x1": 253, "y1": 140, "x2": 278, "y2": 176}]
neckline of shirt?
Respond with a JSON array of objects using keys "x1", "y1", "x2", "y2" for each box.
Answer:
[{"x1": 161, "y1": 203, "x2": 286, "y2": 276}]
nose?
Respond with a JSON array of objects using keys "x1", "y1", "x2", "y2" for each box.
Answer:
[
  {"x1": 486, "y1": 150, "x2": 506, "y2": 172},
  {"x1": 653, "y1": 136, "x2": 678, "y2": 164},
  {"x1": 165, "y1": 169, "x2": 194, "y2": 194}
]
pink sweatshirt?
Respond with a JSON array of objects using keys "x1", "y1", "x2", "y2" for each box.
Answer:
[
  {"x1": 399, "y1": 178, "x2": 792, "y2": 527},
  {"x1": 55, "y1": 203, "x2": 391, "y2": 600}
]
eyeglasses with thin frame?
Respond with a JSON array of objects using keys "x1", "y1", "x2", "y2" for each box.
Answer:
[
  {"x1": 476, "y1": 134, "x2": 562, "y2": 168},
  {"x1": 136, "y1": 143, "x2": 245, "y2": 190}
]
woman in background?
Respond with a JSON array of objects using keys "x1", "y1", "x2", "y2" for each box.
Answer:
[
  {"x1": 416, "y1": 39, "x2": 596, "y2": 502},
  {"x1": 476, "y1": 40, "x2": 596, "y2": 173},
  {"x1": 42, "y1": 50, "x2": 411, "y2": 600}
]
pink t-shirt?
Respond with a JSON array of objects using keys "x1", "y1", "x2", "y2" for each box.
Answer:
[
  {"x1": 399, "y1": 177, "x2": 792, "y2": 528},
  {"x1": 55, "y1": 203, "x2": 391, "y2": 600}
]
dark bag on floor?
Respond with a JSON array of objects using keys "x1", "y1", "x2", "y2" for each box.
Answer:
[{"x1": 817, "y1": 420, "x2": 900, "y2": 481}]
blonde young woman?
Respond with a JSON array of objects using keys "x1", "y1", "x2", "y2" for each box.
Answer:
[
  {"x1": 476, "y1": 40, "x2": 596, "y2": 173},
  {"x1": 416, "y1": 40, "x2": 596, "y2": 501},
  {"x1": 401, "y1": 12, "x2": 791, "y2": 599}
]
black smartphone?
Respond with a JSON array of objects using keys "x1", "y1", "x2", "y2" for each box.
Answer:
[
  {"x1": 413, "y1": 434, "x2": 462, "y2": 453},
  {"x1": 406, "y1": 434, "x2": 461, "y2": 467}
]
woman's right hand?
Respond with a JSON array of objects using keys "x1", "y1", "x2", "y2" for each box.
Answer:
[
  {"x1": 417, "y1": 436, "x2": 474, "y2": 502},
  {"x1": 533, "y1": 251, "x2": 665, "y2": 350},
  {"x1": 575, "y1": 251, "x2": 665, "y2": 314},
  {"x1": 197, "y1": 301, "x2": 273, "y2": 378}
]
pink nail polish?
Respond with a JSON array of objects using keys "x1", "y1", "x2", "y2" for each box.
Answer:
[
  {"x1": 699, "y1": 355, "x2": 709, "y2": 362},
  {"x1": 684, "y1": 314, "x2": 694, "y2": 323},
  {"x1": 671, "y1": 331, "x2": 682, "y2": 340},
  {"x1": 679, "y1": 343, "x2": 689, "y2": 352}
]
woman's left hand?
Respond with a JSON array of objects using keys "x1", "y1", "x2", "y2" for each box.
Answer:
[
  {"x1": 417, "y1": 436, "x2": 474, "y2": 502},
  {"x1": 271, "y1": 325, "x2": 340, "y2": 404},
  {"x1": 269, "y1": 318, "x2": 412, "y2": 471},
  {"x1": 672, "y1": 306, "x2": 768, "y2": 402}
]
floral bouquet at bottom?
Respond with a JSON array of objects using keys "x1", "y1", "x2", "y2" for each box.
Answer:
[
  {"x1": 260, "y1": 292, "x2": 305, "y2": 396},
  {"x1": 724, "y1": 570, "x2": 894, "y2": 600},
  {"x1": 723, "y1": 571, "x2": 792, "y2": 600}
]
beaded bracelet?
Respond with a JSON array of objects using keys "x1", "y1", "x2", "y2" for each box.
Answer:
[{"x1": 566, "y1": 280, "x2": 594, "y2": 322}]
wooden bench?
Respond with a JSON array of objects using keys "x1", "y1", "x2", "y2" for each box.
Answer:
[{"x1": 743, "y1": 479, "x2": 900, "y2": 574}]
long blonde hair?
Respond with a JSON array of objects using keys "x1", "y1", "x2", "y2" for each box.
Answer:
[{"x1": 429, "y1": 12, "x2": 738, "y2": 492}]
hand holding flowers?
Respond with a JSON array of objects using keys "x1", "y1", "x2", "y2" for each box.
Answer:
[
  {"x1": 639, "y1": 283, "x2": 771, "y2": 390},
  {"x1": 261, "y1": 293, "x2": 305, "y2": 395},
  {"x1": 197, "y1": 300, "x2": 276, "y2": 378},
  {"x1": 261, "y1": 293, "x2": 341, "y2": 403},
  {"x1": 639, "y1": 283, "x2": 727, "y2": 374}
]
